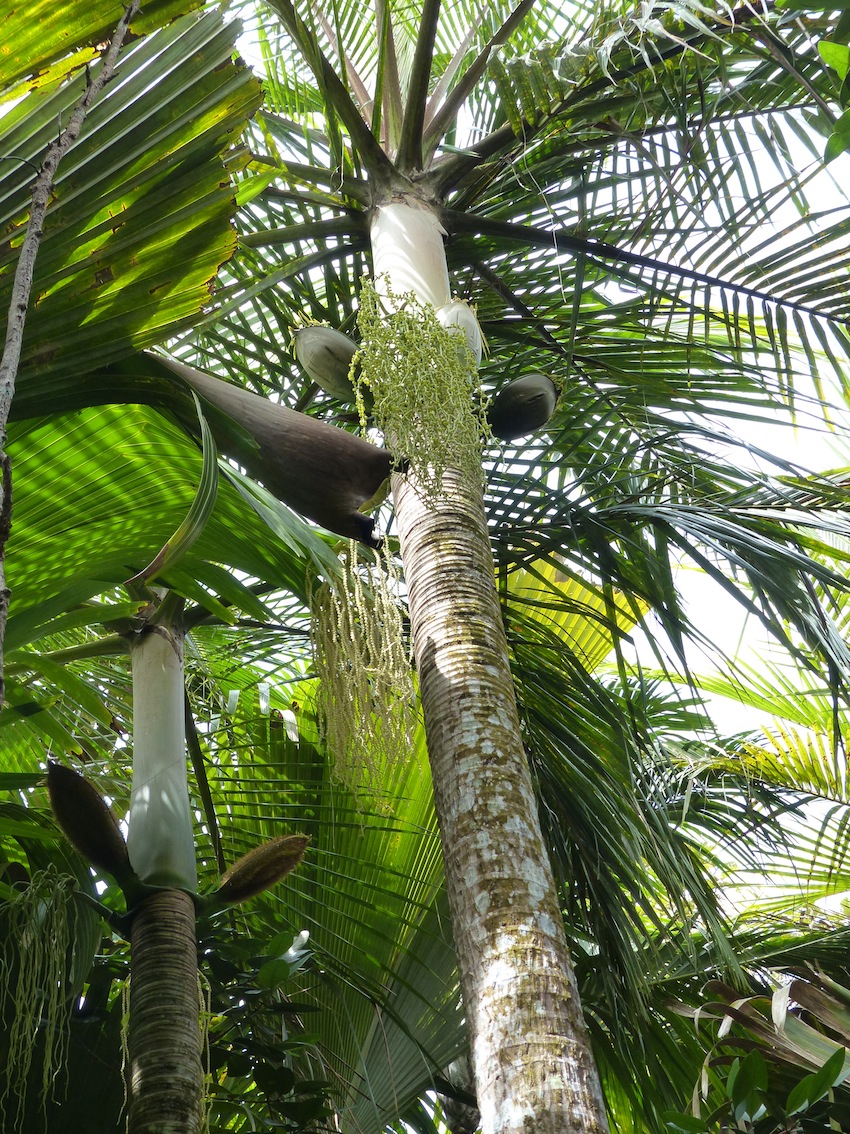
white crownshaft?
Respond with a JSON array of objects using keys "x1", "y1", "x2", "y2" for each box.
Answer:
[
  {"x1": 128, "y1": 627, "x2": 197, "y2": 890},
  {"x1": 370, "y1": 198, "x2": 451, "y2": 311}
]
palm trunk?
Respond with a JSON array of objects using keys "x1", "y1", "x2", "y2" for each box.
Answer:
[
  {"x1": 127, "y1": 622, "x2": 202, "y2": 1134},
  {"x1": 372, "y1": 197, "x2": 609, "y2": 1134},
  {"x1": 128, "y1": 890, "x2": 203, "y2": 1134}
]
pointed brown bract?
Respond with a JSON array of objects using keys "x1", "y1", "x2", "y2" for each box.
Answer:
[
  {"x1": 47, "y1": 761, "x2": 130, "y2": 879},
  {"x1": 159, "y1": 358, "x2": 392, "y2": 547},
  {"x1": 214, "y1": 834, "x2": 309, "y2": 904}
]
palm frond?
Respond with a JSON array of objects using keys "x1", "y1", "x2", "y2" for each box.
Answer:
[{"x1": 1, "y1": 11, "x2": 262, "y2": 386}]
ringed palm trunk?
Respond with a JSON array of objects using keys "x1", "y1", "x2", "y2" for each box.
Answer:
[
  {"x1": 127, "y1": 623, "x2": 203, "y2": 1134},
  {"x1": 371, "y1": 197, "x2": 609, "y2": 1134},
  {"x1": 129, "y1": 890, "x2": 203, "y2": 1134}
]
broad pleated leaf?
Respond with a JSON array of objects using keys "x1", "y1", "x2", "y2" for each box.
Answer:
[{"x1": 0, "y1": 10, "x2": 262, "y2": 386}]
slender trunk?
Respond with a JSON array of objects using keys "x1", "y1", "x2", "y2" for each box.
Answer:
[
  {"x1": 127, "y1": 621, "x2": 202, "y2": 1134},
  {"x1": 372, "y1": 197, "x2": 609, "y2": 1134},
  {"x1": 128, "y1": 890, "x2": 203, "y2": 1134}
]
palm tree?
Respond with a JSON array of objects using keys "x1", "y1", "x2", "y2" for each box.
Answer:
[
  {"x1": 169, "y1": 0, "x2": 850, "y2": 1128},
  {"x1": 6, "y1": 0, "x2": 850, "y2": 1131},
  {"x1": 0, "y1": 7, "x2": 268, "y2": 1132}
]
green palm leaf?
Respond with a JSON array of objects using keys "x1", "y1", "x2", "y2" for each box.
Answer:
[{"x1": 0, "y1": 10, "x2": 262, "y2": 387}]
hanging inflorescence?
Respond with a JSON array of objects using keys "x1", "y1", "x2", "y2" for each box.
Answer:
[
  {"x1": 310, "y1": 540, "x2": 417, "y2": 793},
  {"x1": 120, "y1": 976, "x2": 131, "y2": 1126},
  {"x1": 199, "y1": 971, "x2": 213, "y2": 1134},
  {"x1": 0, "y1": 866, "x2": 76, "y2": 1131},
  {"x1": 356, "y1": 278, "x2": 489, "y2": 505}
]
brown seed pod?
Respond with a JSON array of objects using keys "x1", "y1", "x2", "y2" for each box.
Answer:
[
  {"x1": 214, "y1": 835, "x2": 309, "y2": 905},
  {"x1": 487, "y1": 373, "x2": 558, "y2": 441},
  {"x1": 47, "y1": 762, "x2": 131, "y2": 879}
]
